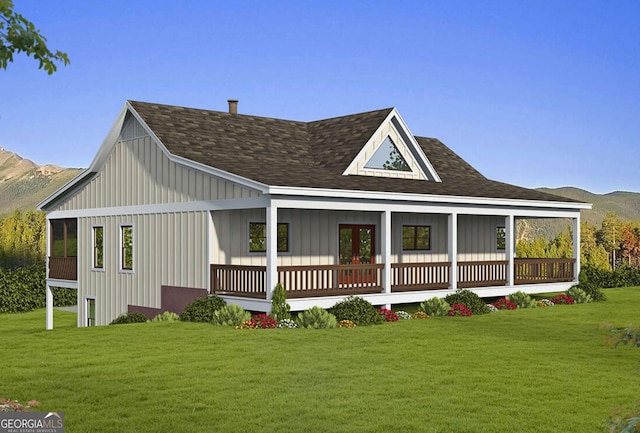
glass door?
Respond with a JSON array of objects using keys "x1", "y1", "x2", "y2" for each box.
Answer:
[{"x1": 339, "y1": 225, "x2": 376, "y2": 284}]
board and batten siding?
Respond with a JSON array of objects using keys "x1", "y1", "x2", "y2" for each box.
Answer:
[
  {"x1": 77, "y1": 211, "x2": 209, "y2": 326},
  {"x1": 55, "y1": 116, "x2": 260, "y2": 212},
  {"x1": 457, "y1": 215, "x2": 507, "y2": 261}
]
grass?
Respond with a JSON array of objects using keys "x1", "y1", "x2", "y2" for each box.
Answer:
[{"x1": 2, "y1": 288, "x2": 639, "y2": 433}]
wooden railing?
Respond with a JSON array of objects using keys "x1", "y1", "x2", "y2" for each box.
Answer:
[
  {"x1": 48, "y1": 257, "x2": 77, "y2": 281},
  {"x1": 515, "y1": 258, "x2": 575, "y2": 284},
  {"x1": 391, "y1": 262, "x2": 450, "y2": 291},
  {"x1": 211, "y1": 265, "x2": 266, "y2": 298},
  {"x1": 279, "y1": 264, "x2": 383, "y2": 298},
  {"x1": 458, "y1": 260, "x2": 508, "y2": 288},
  {"x1": 210, "y1": 258, "x2": 576, "y2": 299}
]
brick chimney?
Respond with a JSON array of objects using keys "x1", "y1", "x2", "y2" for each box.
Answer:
[{"x1": 227, "y1": 99, "x2": 238, "y2": 114}]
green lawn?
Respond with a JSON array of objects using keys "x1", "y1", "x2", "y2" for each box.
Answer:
[{"x1": 2, "y1": 288, "x2": 639, "y2": 433}]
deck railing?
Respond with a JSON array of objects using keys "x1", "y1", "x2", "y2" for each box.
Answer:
[
  {"x1": 458, "y1": 260, "x2": 508, "y2": 288},
  {"x1": 391, "y1": 262, "x2": 450, "y2": 291},
  {"x1": 48, "y1": 257, "x2": 77, "y2": 281},
  {"x1": 210, "y1": 258, "x2": 576, "y2": 299},
  {"x1": 514, "y1": 258, "x2": 575, "y2": 284}
]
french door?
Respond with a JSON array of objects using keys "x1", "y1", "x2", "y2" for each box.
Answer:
[{"x1": 339, "y1": 224, "x2": 376, "y2": 284}]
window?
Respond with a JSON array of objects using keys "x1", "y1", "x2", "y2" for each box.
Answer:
[
  {"x1": 402, "y1": 225, "x2": 430, "y2": 251},
  {"x1": 50, "y1": 219, "x2": 77, "y2": 257},
  {"x1": 364, "y1": 136, "x2": 411, "y2": 172},
  {"x1": 120, "y1": 225, "x2": 133, "y2": 271},
  {"x1": 93, "y1": 226, "x2": 104, "y2": 269},
  {"x1": 249, "y1": 223, "x2": 289, "y2": 253},
  {"x1": 86, "y1": 298, "x2": 96, "y2": 327},
  {"x1": 496, "y1": 226, "x2": 506, "y2": 250}
]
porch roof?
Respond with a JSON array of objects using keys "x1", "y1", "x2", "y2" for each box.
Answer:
[{"x1": 128, "y1": 101, "x2": 582, "y2": 204}]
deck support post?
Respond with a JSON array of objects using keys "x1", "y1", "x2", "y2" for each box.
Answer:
[
  {"x1": 506, "y1": 215, "x2": 515, "y2": 286},
  {"x1": 448, "y1": 213, "x2": 458, "y2": 291},
  {"x1": 381, "y1": 210, "x2": 391, "y2": 295},
  {"x1": 46, "y1": 284, "x2": 53, "y2": 330},
  {"x1": 573, "y1": 215, "x2": 580, "y2": 282},
  {"x1": 266, "y1": 203, "x2": 278, "y2": 302}
]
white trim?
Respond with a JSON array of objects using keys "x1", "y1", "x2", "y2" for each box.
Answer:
[
  {"x1": 448, "y1": 213, "x2": 458, "y2": 291},
  {"x1": 85, "y1": 297, "x2": 97, "y2": 327},
  {"x1": 45, "y1": 279, "x2": 79, "y2": 289},
  {"x1": 46, "y1": 285, "x2": 53, "y2": 330},
  {"x1": 382, "y1": 211, "x2": 391, "y2": 294},
  {"x1": 119, "y1": 223, "x2": 135, "y2": 273},
  {"x1": 390, "y1": 112, "x2": 442, "y2": 182},
  {"x1": 505, "y1": 216, "x2": 515, "y2": 286},
  {"x1": 91, "y1": 225, "x2": 105, "y2": 271},
  {"x1": 265, "y1": 204, "x2": 278, "y2": 300},
  {"x1": 573, "y1": 215, "x2": 580, "y2": 282}
]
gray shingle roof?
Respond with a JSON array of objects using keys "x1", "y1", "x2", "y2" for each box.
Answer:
[{"x1": 128, "y1": 100, "x2": 579, "y2": 203}]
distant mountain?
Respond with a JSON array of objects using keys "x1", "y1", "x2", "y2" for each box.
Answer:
[{"x1": 0, "y1": 148, "x2": 83, "y2": 215}]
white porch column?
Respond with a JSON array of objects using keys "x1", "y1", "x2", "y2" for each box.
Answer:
[
  {"x1": 573, "y1": 214, "x2": 581, "y2": 282},
  {"x1": 448, "y1": 213, "x2": 458, "y2": 290},
  {"x1": 265, "y1": 203, "x2": 278, "y2": 301},
  {"x1": 506, "y1": 215, "x2": 515, "y2": 286},
  {"x1": 46, "y1": 284, "x2": 53, "y2": 330},
  {"x1": 381, "y1": 210, "x2": 392, "y2": 295}
]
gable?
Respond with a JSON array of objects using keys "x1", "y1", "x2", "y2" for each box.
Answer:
[{"x1": 342, "y1": 109, "x2": 441, "y2": 182}]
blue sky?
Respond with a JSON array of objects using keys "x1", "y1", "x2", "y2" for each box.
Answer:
[{"x1": 1, "y1": 0, "x2": 638, "y2": 194}]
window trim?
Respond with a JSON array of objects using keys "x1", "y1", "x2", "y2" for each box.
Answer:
[
  {"x1": 248, "y1": 222, "x2": 290, "y2": 254},
  {"x1": 92, "y1": 225, "x2": 104, "y2": 271},
  {"x1": 119, "y1": 224, "x2": 134, "y2": 273},
  {"x1": 496, "y1": 226, "x2": 506, "y2": 251},
  {"x1": 401, "y1": 225, "x2": 431, "y2": 251}
]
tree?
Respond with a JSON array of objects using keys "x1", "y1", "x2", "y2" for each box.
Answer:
[
  {"x1": 0, "y1": 0, "x2": 69, "y2": 74},
  {"x1": 597, "y1": 212, "x2": 623, "y2": 269}
]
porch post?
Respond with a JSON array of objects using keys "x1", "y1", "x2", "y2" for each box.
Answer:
[
  {"x1": 266, "y1": 203, "x2": 278, "y2": 301},
  {"x1": 381, "y1": 210, "x2": 392, "y2": 295},
  {"x1": 448, "y1": 213, "x2": 458, "y2": 290},
  {"x1": 46, "y1": 284, "x2": 53, "y2": 330},
  {"x1": 573, "y1": 214, "x2": 581, "y2": 282},
  {"x1": 506, "y1": 215, "x2": 515, "y2": 286}
]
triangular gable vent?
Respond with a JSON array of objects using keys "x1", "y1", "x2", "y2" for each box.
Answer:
[{"x1": 343, "y1": 109, "x2": 441, "y2": 181}]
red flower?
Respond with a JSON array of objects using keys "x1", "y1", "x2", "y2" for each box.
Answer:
[
  {"x1": 377, "y1": 308, "x2": 399, "y2": 322},
  {"x1": 448, "y1": 303, "x2": 472, "y2": 317},
  {"x1": 492, "y1": 298, "x2": 517, "y2": 310},
  {"x1": 549, "y1": 294, "x2": 574, "y2": 305}
]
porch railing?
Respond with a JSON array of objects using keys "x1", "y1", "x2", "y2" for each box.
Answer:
[
  {"x1": 514, "y1": 258, "x2": 575, "y2": 284},
  {"x1": 48, "y1": 257, "x2": 77, "y2": 281},
  {"x1": 210, "y1": 258, "x2": 576, "y2": 299},
  {"x1": 391, "y1": 262, "x2": 450, "y2": 291},
  {"x1": 458, "y1": 260, "x2": 508, "y2": 288}
]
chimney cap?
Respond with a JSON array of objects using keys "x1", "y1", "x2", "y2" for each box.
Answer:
[{"x1": 227, "y1": 99, "x2": 238, "y2": 114}]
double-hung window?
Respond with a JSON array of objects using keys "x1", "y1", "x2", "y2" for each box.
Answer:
[{"x1": 120, "y1": 225, "x2": 134, "y2": 271}]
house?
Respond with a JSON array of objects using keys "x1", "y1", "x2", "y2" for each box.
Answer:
[{"x1": 38, "y1": 100, "x2": 591, "y2": 328}]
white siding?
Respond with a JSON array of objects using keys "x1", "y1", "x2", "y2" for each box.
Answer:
[{"x1": 77, "y1": 211, "x2": 209, "y2": 326}]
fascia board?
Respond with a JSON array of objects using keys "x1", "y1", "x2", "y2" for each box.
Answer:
[
  {"x1": 37, "y1": 169, "x2": 97, "y2": 210},
  {"x1": 391, "y1": 110, "x2": 442, "y2": 182},
  {"x1": 267, "y1": 185, "x2": 592, "y2": 211}
]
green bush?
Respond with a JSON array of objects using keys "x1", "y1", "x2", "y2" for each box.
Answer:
[
  {"x1": 581, "y1": 264, "x2": 640, "y2": 288},
  {"x1": 419, "y1": 297, "x2": 450, "y2": 316},
  {"x1": 566, "y1": 286, "x2": 591, "y2": 304},
  {"x1": 444, "y1": 289, "x2": 490, "y2": 315},
  {"x1": 507, "y1": 291, "x2": 537, "y2": 308},
  {"x1": 110, "y1": 311, "x2": 149, "y2": 325},
  {"x1": 575, "y1": 281, "x2": 607, "y2": 302},
  {"x1": 52, "y1": 287, "x2": 76, "y2": 306},
  {"x1": 328, "y1": 296, "x2": 384, "y2": 326},
  {"x1": 271, "y1": 283, "x2": 291, "y2": 321},
  {"x1": 297, "y1": 306, "x2": 337, "y2": 329},
  {"x1": 180, "y1": 295, "x2": 227, "y2": 322},
  {"x1": 212, "y1": 304, "x2": 251, "y2": 326},
  {"x1": 151, "y1": 311, "x2": 180, "y2": 322}
]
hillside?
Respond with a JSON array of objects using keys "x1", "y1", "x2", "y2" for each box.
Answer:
[{"x1": 0, "y1": 148, "x2": 83, "y2": 215}]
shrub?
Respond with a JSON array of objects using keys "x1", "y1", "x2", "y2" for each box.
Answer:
[
  {"x1": 151, "y1": 311, "x2": 180, "y2": 322},
  {"x1": 271, "y1": 283, "x2": 291, "y2": 321},
  {"x1": 180, "y1": 295, "x2": 227, "y2": 322},
  {"x1": 492, "y1": 298, "x2": 517, "y2": 310},
  {"x1": 549, "y1": 293, "x2": 574, "y2": 305},
  {"x1": 396, "y1": 311, "x2": 412, "y2": 320},
  {"x1": 412, "y1": 311, "x2": 430, "y2": 319},
  {"x1": 252, "y1": 313, "x2": 277, "y2": 329},
  {"x1": 538, "y1": 298, "x2": 554, "y2": 307},
  {"x1": 575, "y1": 281, "x2": 606, "y2": 302},
  {"x1": 507, "y1": 291, "x2": 536, "y2": 308},
  {"x1": 444, "y1": 289, "x2": 490, "y2": 315},
  {"x1": 329, "y1": 296, "x2": 384, "y2": 326},
  {"x1": 109, "y1": 311, "x2": 149, "y2": 325},
  {"x1": 447, "y1": 303, "x2": 472, "y2": 317},
  {"x1": 297, "y1": 306, "x2": 337, "y2": 329},
  {"x1": 337, "y1": 319, "x2": 357, "y2": 328},
  {"x1": 378, "y1": 308, "x2": 398, "y2": 322},
  {"x1": 236, "y1": 319, "x2": 258, "y2": 330},
  {"x1": 277, "y1": 318, "x2": 297, "y2": 329},
  {"x1": 566, "y1": 286, "x2": 591, "y2": 304},
  {"x1": 212, "y1": 304, "x2": 251, "y2": 326},
  {"x1": 419, "y1": 297, "x2": 450, "y2": 317}
]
